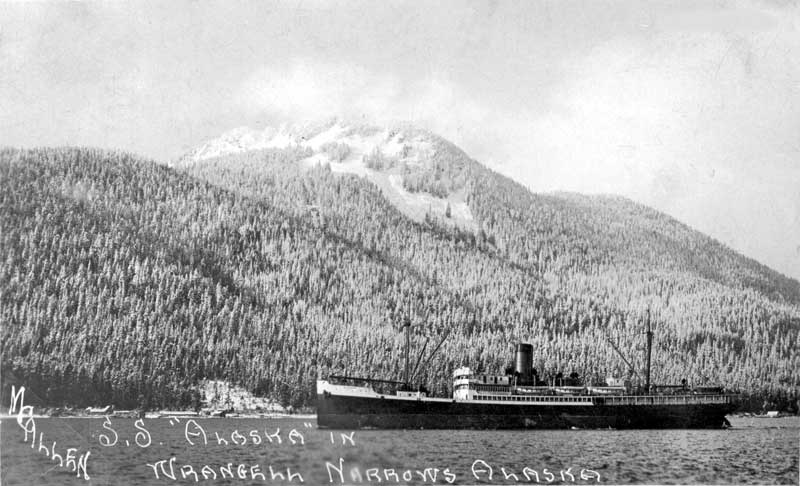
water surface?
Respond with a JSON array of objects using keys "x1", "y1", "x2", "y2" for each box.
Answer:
[{"x1": 1, "y1": 416, "x2": 797, "y2": 485}]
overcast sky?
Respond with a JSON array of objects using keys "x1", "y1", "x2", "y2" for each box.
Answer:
[{"x1": 1, "y1": 0, "x2": 798, "y2": 280}]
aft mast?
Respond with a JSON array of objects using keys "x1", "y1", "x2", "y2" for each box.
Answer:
[
  {"x1": 403, "y1": 319, "x2": 411, "y2": 387},
  {"x1": 645, "y1": 309, "x2": 653, "y2": 393}
]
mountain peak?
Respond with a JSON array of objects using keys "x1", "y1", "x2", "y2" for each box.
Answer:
[
  {"x1": 174, "y1": 119, "x2": 480, "y2": 230},
  {"x1": 175, "y1": 118, "x2": 439, "y2": 168}
]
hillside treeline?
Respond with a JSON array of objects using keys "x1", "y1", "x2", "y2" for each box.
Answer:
[{"x1": 1, "y1": 146, "x2": 798, "y2": 411}]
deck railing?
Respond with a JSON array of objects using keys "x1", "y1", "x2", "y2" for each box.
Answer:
[
  {"x1": 466, "y1": 393, "x2": 736, "y2": 406},
  {"x1": 599, "y1": 394, "x2": 736, "y2": 406}
]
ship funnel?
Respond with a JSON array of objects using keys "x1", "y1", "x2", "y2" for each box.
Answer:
[{"x1": 514, "y1": 343, "x2": 533, "y2": 385}]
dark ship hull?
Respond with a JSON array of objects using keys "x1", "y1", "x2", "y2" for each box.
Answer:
[
  {"x1": 316, "y1": 389, "x2": 737, "y2": 430},
  {"x1": 317, "y1": 338, "x2": 738, "y2": 430}
]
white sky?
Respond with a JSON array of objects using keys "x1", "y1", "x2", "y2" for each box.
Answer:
[{"x1": 1, "y1": 0, "x2": 798, "y2": 280}]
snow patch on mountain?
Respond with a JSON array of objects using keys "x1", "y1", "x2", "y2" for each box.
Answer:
[
  {"x1": 180, "y1": 125, "x2": 302, "y2": 163},
  {"x1": 177, "y1": 120, "x2": 475, "y2": 228},
  {"x1": 177, "y1": 120, "x2": 433, "y2": 168},
  {"x1": 380, "y1": 174, "x2": 475, "y2": 229},
  {"x1": 303, "y1": 151, "x2": 370, "y2": 177},
  {"x1": 304, "y1": 122, "x2": 348, "y2": 149}
]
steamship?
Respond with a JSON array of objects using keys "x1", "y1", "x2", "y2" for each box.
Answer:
[{"x1": 317, "y1": 324, "x2": 738, "y2": 429}]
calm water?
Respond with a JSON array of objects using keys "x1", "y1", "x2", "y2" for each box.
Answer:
[{"x1": 1, "y1": 416, "x2": 797, "y2": 485}]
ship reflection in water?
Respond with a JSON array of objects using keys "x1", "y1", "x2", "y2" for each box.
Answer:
[{"x1": 318, "y1": 342, "x2": 739, "y2": 429}]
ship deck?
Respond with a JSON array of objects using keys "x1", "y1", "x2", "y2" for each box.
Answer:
[{"x1": 317, "y1": 380, "x2": 737, "y2": 406}]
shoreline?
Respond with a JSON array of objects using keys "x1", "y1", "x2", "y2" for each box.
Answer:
[
  {"x1": 4, "y1": 413, "x2": 797, "y2": 422},
  {"x1": 0, "y1": 412, "x2": 317, "y2": 420}
]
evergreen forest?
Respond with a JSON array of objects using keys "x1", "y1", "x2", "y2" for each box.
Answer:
[{"x1": 1, "y1": 142, "x2": 798, "y2": 411}]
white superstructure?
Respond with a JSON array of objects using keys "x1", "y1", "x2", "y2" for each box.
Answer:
[{"x1": 453, "y1": 367, "x2": 513, "y2": 400}]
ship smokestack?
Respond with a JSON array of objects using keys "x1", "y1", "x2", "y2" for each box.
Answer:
[{"x1": 514, "y1": 343, "x2": 533, "y2": 385}]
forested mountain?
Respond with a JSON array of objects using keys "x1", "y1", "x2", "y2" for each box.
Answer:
[{"x1": 1, "y1": 125, "x2": 798, "y2": 411}]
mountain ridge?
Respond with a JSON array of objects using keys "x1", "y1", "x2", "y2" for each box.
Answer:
[{"x1": 177, "y1": 121, "x2": 800, "y2": 302}]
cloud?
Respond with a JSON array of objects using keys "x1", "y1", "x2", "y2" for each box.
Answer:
[
  {"x1": 495, "y1": 10, "x2": 800, "y2": 279},
  {"x1": 656, "y1": 3, "x2": 778, "y2": 33},
  {"x1": 239, "y1": 60, "x2": 393, "y2": 120},
  {"x1": 237, "y1": 58, "x2": 489, "y2": 136},
  {"x1": 231, "y1": 7, "x2": 800, "y2": 279}
]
